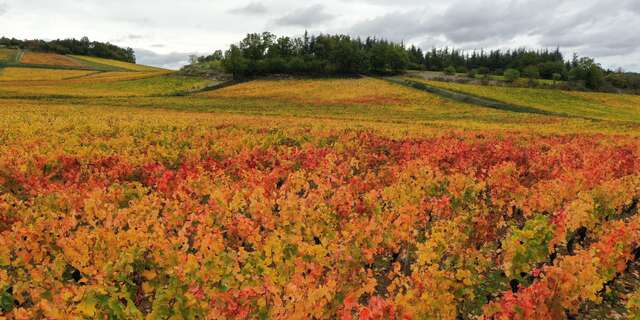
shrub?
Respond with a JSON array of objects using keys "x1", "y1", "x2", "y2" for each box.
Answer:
[
  {"x1": 522, "y1": 65, "x2": 540, "y2": 79},
  {"x1": 407, "y1": 62, "x2": 425, "y2": 71},
  {"x1": 287, "y1": 57, "x2": 307, "y2": 74},
  {"x1": 467, "y1": 69, "x2": 477, "y2": 78},
  {"x1": 538, "y1": 61, "x2": 566, "y2": 79},
  {"x1": 444, "y1": 65, "x2": 457, "y2": 76},
  {"x1": 223, "y1": 45, "x2": 248, "y2": 79},
  {"x1": 605, "y1": 72, "x2": 640, "y2": 90},
  {"x1": 265, "y1": 57, "x2": 287, "y2": 74},
  {"x1": 504, "y1": 69, "x2": 520, "y2": 83},
  {"x1": 477, "y1": 67, "x2": 490, "y2": 76},
  {"x1": 569, "y1": 57, "x2": 605, "y2": 90}
]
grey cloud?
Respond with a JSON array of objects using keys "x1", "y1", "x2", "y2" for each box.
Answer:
[
  {"x1": 417, "y1": 36, "x2": 449, "y2": 50},
  {"x1": 340, "y1": 0, "x2": 431, "y2": 6},
  {"x1": 110, "y1": 34, "x2": 147, "y2": 43},
  {"x1": 424, "y1": 0, "x2": 555, "y2": 43},
  {"x1": 424, "y1": 0, "x2": 557, "y2": 43},
  {"x1": 347, "y1": 0, "x2": 551, "y2": 44},
  {"x1": 540, "y1": 11, "x2": 640, "y2": 57},
  {"x1": 348, "y1": 0, "x2": 640, "y2": 58},
  {"x1": 618, "y1": 0, "x2": 640, "y2": 14},
  {"x1": 134, "y1": 48, "x2": 198, "y2": 70},
  {"x1": 274, "y1": 4, "x2": 335, "y2": 27},
  {"x1": 0, "y1": 2, "x2": 7, "y2": 15},
  {"x1": 532, "y1": 1, "x2": 640, "y2": 58},
  {"x1": 348, "y1": 11, "x2": 428, "y2": 41},
  {"x1": 229, "y1": 2, "x2": 268, "y2": 15}
]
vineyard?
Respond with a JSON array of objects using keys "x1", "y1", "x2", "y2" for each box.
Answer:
[
  {"x1": 0, "y1": 49, "x2": 17, "y2": 62},
  {"x1": 0, "y1": 66, "x2": 639, "y2": 319},
  {"x1": 411, "y1": 78, "x2": 640, "y2": 122},
  {"x1": 0, "y1": 68, "x2": 98, "y2": 81},
  {"x1": 71, "y1": 55, "x2": 164, "y2": 72},
  {"x1": 19, "y1": 52, "x2": 87, "y2": 68},
  {"x1": 0, "y1": 72, "x2": 207, "y2": 98}
]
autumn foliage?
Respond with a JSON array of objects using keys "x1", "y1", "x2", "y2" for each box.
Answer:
[
  {"x1": 0, "y1": 63, "x2": 640, "y2": 320},
  {"x1": 19, "y1": 52, "x2": 87, "y2": 68},
  {"x1": 0, "y1": 99, "x2": 638, "y2": 320}
]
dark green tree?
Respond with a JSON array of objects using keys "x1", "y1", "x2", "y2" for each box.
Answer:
[
  {"x1": 522, "y1": 65, "x2": 540, "y2": 79},
  {"x1": 223, "y1": 45, "x2": 248, "y2": 79},
  {"x1": 569, "y1": 57, "x2": 604, "y2": 90},
  {"x1": 444, "y1": 65, "x2": 456, "y2": 75},
  {"x1": 504, "y1": 68, "x2": 520, "y2": 83}
]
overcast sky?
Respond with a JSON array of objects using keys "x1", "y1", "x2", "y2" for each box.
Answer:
[{"x1": 1, "y1": 0, "x2": 638, "y2": 71}]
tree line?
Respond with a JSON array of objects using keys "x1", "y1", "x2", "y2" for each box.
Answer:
[
  {"x1": 191, "y1": 33, "x2": 575, "y2": 80},
  {"x1": 408, "y1": 47, "x2": 614, "y2": 89},
  {"x1": 412, "y1": 47, "x2": 566, "y2": 78},
  {"x1": 200, "y1": 32, "x2": 410, "y2": 78},
  {"x1": 0, "y1": 37, "x2": 136, "y2": 63},
  {"x1": 419, "y1": 48, "x2": 638, "y2": 92},
  {"x1": 190, "y1": 31, "x2": 638, "y2": 92}
]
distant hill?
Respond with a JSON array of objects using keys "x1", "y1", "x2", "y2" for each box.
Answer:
[
  {"x1": 0, "y1": 36, "x2": 135, "y2": 63},
  {"x1": 0, "y1": 48, "x2": 164, "y2": 72}
]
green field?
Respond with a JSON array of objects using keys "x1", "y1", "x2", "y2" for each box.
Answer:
[{"x1": 410, "y1": 79, "x2": 640, "y2": 123}]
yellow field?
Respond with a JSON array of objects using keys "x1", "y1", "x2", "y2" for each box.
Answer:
[
  {"x1": 71, "y1": 70, "x2": 172, "y2": 82},
  {"x1": 202, "y1": 78, "x2": 498, "y2": 112},
  {"x1": 1, "y1": 73, "x2": 635, "y2": 134},
  {"x1": 0, "y1": 67, "x2": 98, "y2": 81},
  {"x1": 72, "y1": 55, "x2": 165, "y2": 71},
  {"x1": 20, "y1": 52, "x2": 86, "y2": 68},
  {"x1": 417, "y1": 79, "x2": 640, "y2": 123},
  {"x1": 194, "y1": 78, "x2": 640, "y2": 134},
  {"x1": 0, "y1": 72, "x2": 212, "y2": 97},
  {"x1": 201, "y1": 78, "x2": 421, "y2": 105},
  {"x1": 567, "y1": 90, "x2": 640, "y2": 111}
]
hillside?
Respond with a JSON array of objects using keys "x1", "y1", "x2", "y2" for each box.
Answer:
[
  {"x1": 405, "y1": 77, "x2": 640, "y2": 122},
  {"x1": 0, "y1": 37, "x2": 136, "y2": 63},
  {"x1": 0, "y1": 48, "x2": 161, "y2": 72},
  {"x1": 1, "y1": 63, "x2": 639, "y2": 130},
  {"x1": 0, "y1": 61, "x2": 639, "y2": 319}
]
